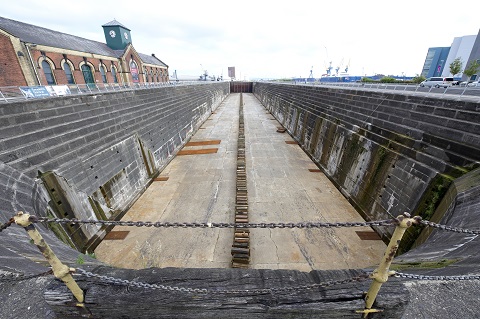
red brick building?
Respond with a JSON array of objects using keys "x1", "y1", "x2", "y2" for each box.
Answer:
[{"x1": 0, "y1": 17, "x2": 169, "y2": 87}]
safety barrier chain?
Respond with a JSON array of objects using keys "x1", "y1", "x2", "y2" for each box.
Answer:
[
  {"x1": 31, "y1": 216, "x2": 397, "y2": 229},
  {"x1": 3, "y1": 211, "x2": 480, "y2": 317},
  {"x1": 0, "y1": 217, "x2": 14, "y2": 232},
  {"x1": 394, "y1": 272, "x2": 480, "y2": 281},
  {"x1": 3, "y1": 215, "x2": 479, "y2": 234},
  {"x1": 74, "y1": 268, "x2": 370, "y2": 294},
  {"x1": 3, "y1": 268, "x2": 479, "y2": 292},
  {"x1": 420, "y1": 220, "x2": 480, "y2": 235}
]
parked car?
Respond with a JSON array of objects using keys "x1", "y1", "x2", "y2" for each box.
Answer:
[
  {"x1": 419, "y1": 77, "x2": 454, "y2": 88},
  {"x1": 467, "y1": 81, "x2": 480, "y2": 87}
]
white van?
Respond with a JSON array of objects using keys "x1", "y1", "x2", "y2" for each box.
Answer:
[{"x1": 420, "y1": 77, "x2": 454, "y2": 88}]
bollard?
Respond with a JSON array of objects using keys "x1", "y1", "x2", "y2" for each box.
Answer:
[
  {"x1": 13, "y1": 211, "x2": 85, "y2": 305},
  {"x1": 356, "y1": 212, "x2": 420, "y2": 318}
]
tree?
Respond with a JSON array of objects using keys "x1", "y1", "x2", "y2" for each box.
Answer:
[
  {"x1": 449, "y1": 57, "x2": 463, "y2": 78},
  {"x1": 463, "y1": 60, "x2": 480, "y2": 81},
  {"x1": 412, "y1": 75, "x2": 425, "y2": 84}
]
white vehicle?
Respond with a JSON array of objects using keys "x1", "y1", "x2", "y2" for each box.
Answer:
[
  {"x1": 467, "y1": 81, "x2": 480, "y2": 87},
  {"x1": 419, "y1": 77, "x2": 454, "y2": 88}
]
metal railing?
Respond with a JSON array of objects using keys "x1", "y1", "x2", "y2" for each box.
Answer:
[
  {"x1": 0, "y1": 81, "x2": 216, "y2": 103},
  {"x1": 275, "y1": 81, "x2": 480, "y2": 100}
]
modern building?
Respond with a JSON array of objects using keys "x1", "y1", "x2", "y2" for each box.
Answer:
[
  {"x1": 464, "y1": 28, "x2": 480, "y2": 82},
  {"x1": 420, "y1": 47, "x2": 450, "y2": 78},
  {"x1": 441, "y1": 35, "x2": 476, "y2": 78},
  {"x1": 0, "y1": 16, "x2": 169, "y2": 88},
  {"x1": 422, "y1": 30, "x2": 480, "y2": 80}
]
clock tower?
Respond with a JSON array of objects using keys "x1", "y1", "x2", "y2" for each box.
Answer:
[{"x1": 102, "y1": 19, "x2": 132, "y2": 50}]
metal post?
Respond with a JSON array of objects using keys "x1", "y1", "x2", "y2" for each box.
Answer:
[
  {"x1": 356, "y1": 212, "x2": 419, "y2": 317},
  {"x1": 13, "y1": 211, "x2": 85, "y2": 305}
]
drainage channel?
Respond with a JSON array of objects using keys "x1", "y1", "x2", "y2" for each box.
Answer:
[{"x1": 231, "y1": 93, "x2": 250, "y2": 268}]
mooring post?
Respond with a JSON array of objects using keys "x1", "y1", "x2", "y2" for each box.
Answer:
[
  {"x1": 13, "y1": 211, "x2": 85, "y2": 305},
  {"x1": 356, "y1": 212, "x2": 419, "y2": 317}
]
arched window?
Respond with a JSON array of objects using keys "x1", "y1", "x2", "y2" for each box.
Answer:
[
  {"x1": 144, "y1": 67, "x2": 149, "y2": 82},
  {"x1": 111, "y1": 66, "x2": 118, "y2": 83},
  {"x1": 150, "y1": 69, "x2": 154, "y2": 82},
  {"x1": 63, "y1": 61, "x2": 75, "y2": 84},
  {"x1": 81, "y1": 64, "x2": 95, "y2": 84},
  {"x1": 130, "y1": 60, "x2": 139, "y2": 83},
  {"x1": 99, "y1": 65, "x2": 108, "y2": 83},
  {"x1": 42, "y1": 60, "x2": 56, "y2": 85}
]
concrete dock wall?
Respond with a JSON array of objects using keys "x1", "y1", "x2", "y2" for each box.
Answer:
[
  {"x1": 0, "y1": 83, "x2": 229, "y2": 251},
  {"x1": 253, "y1": 83, "x2": 480, "y2": 245},
  {"x1": 2, "y1": 83, "x2": 480, "y2": 318}
]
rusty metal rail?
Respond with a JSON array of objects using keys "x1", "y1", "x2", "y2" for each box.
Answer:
[{"x1": 232, "y1": 93, "x2": 250, "y2": 268}]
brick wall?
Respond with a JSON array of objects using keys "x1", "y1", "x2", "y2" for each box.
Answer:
[{"x1": 0, "y1": 33, "x2": 27, "y2": 86}]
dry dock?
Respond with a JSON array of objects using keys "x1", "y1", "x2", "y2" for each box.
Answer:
[{"x1": 95, "y1": 93, "x2": 386, "y2": 271}]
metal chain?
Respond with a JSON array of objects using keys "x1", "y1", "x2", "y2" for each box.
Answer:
[
  {"x1": 36, "y1": 217, "x2": 396, "y2": 229},
  {"x1": 0, "y1": 269, "x2": 53, "y2": 282},
  {"x1": 0, "y1": 218, "x2": 14, "y2": 233},
  {"x1": 420, "y1": 220, "x2": 480, "y2": 235},
  {"x1": 75, "y1": 268, "x2": 370, "y2": 294},
  {"x1": 395, "y1": 271, "x2": 480, "y2": 281}
]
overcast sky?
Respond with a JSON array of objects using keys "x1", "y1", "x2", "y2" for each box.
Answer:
[{"x1": 2, "y1": 0, "x2": 479, "y2": 80}]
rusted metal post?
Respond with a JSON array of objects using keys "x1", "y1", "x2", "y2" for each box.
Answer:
[
  {"x1": 13, "y1": 211, "x2": 85, "y2": 305},
  {"x1": 357, "y1": 212, "x2": 419, "y2": 317}
]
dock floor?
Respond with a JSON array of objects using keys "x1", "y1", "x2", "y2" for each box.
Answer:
[{"x1": 95, "y1": 93, "x2": 386, "y2": 271}]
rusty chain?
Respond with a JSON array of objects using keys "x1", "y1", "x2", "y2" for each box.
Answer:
[
  {"x1": 420, "y1": 220, "x2": 480, "y2": 235},
  {"x1": 0, "y1": 217, "x2": 14, "y2": 233},
  {"x1": 34, "y1": 216, "x2": 397, "y2": 229},
  {"x1": 0, "y1": 215, "x2": 474, "y2": 235},
  {"x1": 395, "y1": 272, "x2": 480, "y2": 281},
  {"x1": 75, "y1": 268, "x2": 370, "y2": 294}
]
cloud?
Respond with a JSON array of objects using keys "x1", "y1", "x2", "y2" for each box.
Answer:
[{"x1": 2, "y1": 0, "x2": 479, "y2": 79}]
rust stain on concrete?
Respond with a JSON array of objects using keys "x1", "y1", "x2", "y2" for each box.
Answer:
[
  {"x1": 104, "y1": 231, "x2": 130, "y2": 240},
  {"x1": 177, "y1": 148, "x2": 218, "y2": 155},
  {"x1": 186, "y1": 140, "x2": 221, "y2": 146},
  {"x1": 356, "y1": 231, "x2": 382, "y2": 240}
]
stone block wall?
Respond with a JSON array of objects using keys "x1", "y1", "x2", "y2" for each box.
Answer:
[
  {"x1": 0, "y1": 82, "x2": 229, "y2": 251},
  {"x1": 253, "y1": 83, "x2": 480, "y2": 242}
]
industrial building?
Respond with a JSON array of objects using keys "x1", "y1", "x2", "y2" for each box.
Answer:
[{"x1": 0, "y1": 16, "x2": 169, "y2": 88}]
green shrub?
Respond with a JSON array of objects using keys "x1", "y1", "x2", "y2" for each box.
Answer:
[
  {"x1": 412, "y1": 75, "x2": 426, "y2": 84},
  {"x1": 379, "y1": 76, "x2": 396, "y2": 83}
]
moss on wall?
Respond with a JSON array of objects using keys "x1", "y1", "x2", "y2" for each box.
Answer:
[
  {"x1": 357, "y1": 143, "x2": 391, "y2": 212},
  {"x1": 398, "y1": 173, "x2": 454, "y2": 254}
]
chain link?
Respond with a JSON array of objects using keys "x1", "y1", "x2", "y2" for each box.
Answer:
[
  {"x1": 420, "y1": 220, "x2": 480, "y2": 235},
  {"x1": 0, "y1": 269, "x2": 53, "y2": 282},
  {"x1": 7, "y1": 215, "x2": 476, "y2": 234},
  {"x1": 0, "y1": 218, "x2": 14, "y2": 233},
  {"x1": 75, "y1": 268, "x2": 370, "y2": 294},
  {"x1": 395, "y1": 271, "x2": 480, "y2": 281},
  {"x1": 35, "y1": 217, "x2": 396, "y2": 229}
]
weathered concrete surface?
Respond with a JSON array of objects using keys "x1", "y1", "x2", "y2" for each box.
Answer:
[
  {"x1": 95, "y1": 93, "x2": 239, "y2": 269},
  {"x1": 95, "y1": 93, "x2": 386, "y2": 271}
]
